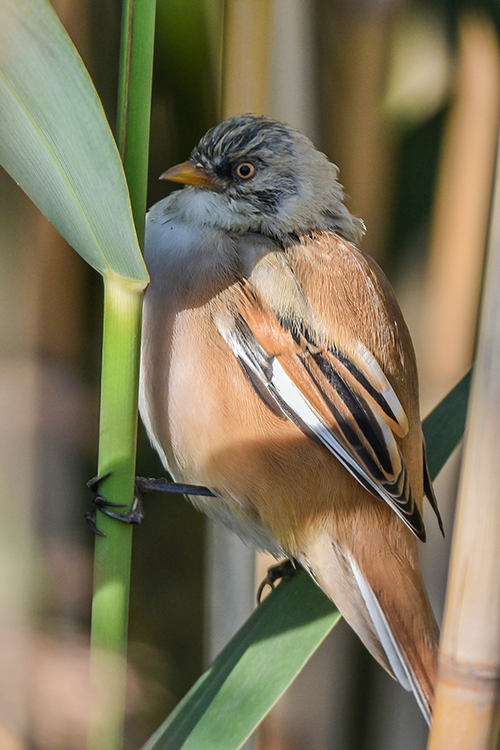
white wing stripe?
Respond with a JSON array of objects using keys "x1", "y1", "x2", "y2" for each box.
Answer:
[
  {"x1": 355, "y1": 342, "x2": 408, "y2": 433},
  {"x1": 220, "y1": 324, "x2": 420, "y2": 537},
  {"x1": 270, "y1": 361, "x2": 415, "y2": 529}
]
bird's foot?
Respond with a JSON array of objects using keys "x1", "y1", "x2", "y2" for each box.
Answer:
[
  {"x1": 257, "y1": 558, "x2": 300, "y2": 603},
  {"x1": 85, "y1": 472, "x2": 144, "y2": 536},
  {"x1": 86, "y1": 474, "x2": 216, "y2": 535}
]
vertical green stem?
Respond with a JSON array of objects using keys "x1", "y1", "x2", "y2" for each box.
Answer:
[
  {"x1": 117, "y1": 0, "x2": 157, "y2": 246},
  {"x1": 88, "y1": 275, "x2": 145, "y2": 750},
  {"x1": 87, "y1": 1, "x2": 156, "y2": 748}
]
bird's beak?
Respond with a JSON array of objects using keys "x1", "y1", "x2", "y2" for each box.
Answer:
[{"x1": 160, "y1": 160, "x2": 215, "y2": 188}]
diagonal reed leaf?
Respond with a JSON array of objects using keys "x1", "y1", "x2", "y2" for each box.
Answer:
[
  {"x1": 0, "y1": 0, "x2": 148, "y2": 283},
  {"x1": 141, "y1": 371, "x2": 471, "y2": 750}
]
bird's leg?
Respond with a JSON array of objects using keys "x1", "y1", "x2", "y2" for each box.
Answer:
[
  {"x1": 257, "y1": 558, "x2": 300, "y2": 603},
  {"x1": 86, "y1": 473, "x2": 215, "y2": 535},
  {"x1": 134, "y1": 477, "x2": 216, "y2": 498}
]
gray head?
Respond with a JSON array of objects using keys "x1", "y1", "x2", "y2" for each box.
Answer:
[{"x1": 162, "y1": 115, "x2": 365, "y2": 245}]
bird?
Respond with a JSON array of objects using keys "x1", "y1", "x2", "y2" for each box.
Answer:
[{"x1": 138, "y1": 114, "x2": 443, "y2": 723}]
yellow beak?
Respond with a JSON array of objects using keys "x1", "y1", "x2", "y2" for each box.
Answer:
[{"x1": 160, "y1": 160, "x2": 214, "y2": 188}]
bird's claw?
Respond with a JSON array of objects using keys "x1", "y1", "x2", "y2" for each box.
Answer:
[
  {"x1": 257, "y1": 558, "x2": 299, "y2": 603},
  {"x1": 84, "y1": 508, "x2": 106, "y2": 536},
  {"x1": 86, "y1": 472, "x2": 144, "y2": 536}
]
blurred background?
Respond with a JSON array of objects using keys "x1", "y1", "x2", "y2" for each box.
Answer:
[{"x1": 0, "y1": 0, "x2": 499, "y2": 748}]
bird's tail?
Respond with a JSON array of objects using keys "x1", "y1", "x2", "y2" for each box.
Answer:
[{"x1": 300, "y1": 528, "x2": 439, "y2": 723}]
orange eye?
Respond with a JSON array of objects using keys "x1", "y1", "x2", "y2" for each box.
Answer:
[{"x1": 236, "y1": 162, "x2": 255, "y2": 179}]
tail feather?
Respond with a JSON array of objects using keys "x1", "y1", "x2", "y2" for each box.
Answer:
[
  {"x1": 349, "y1": 556, "x2": 413, "y2": 693},
  {"x1": 349, "y1": 555, "x2": 433, "y2": 724},
  {"x1": 301, "y1": 529, "x2": 438, "y2": 723}
]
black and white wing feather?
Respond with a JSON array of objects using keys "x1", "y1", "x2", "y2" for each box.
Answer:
[{"x1": 217, "y1": 282, "x2": 427, "y2": 541}]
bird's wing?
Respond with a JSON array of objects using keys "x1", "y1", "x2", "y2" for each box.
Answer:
[
  {"x1": 216, "y1": 281, "x2": 426, "y2": 541},
  {"x1": 422, "y1": 439, "x2": 445, "y2": 536}
]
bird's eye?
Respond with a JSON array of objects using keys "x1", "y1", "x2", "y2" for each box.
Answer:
[{"x1": 236, "y1": 162, "x2": 255, "y2": 179}]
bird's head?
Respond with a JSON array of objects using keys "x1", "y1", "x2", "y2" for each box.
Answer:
[{"x1": 161, "y1": 115, "x2": 365, "y2": 245}]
